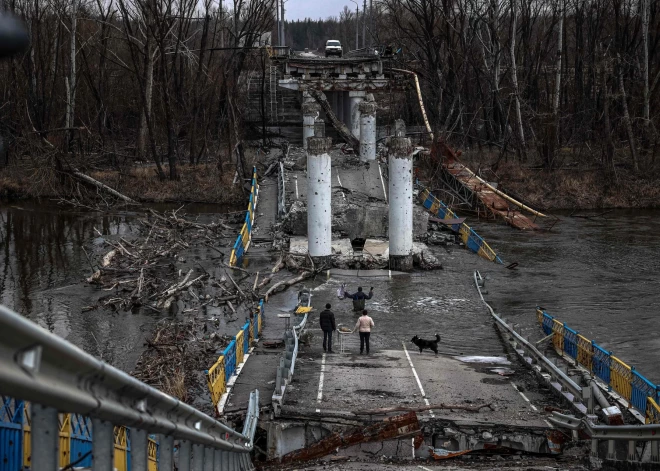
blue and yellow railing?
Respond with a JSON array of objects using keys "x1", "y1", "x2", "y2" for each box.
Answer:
[
  {"x1": 229, "y1": 167, "x2": 259, "y2": 267},
  {"x1": 206, "y1": 300, "x2": 264, "y2": 411},
  {"x1": 536, "y1": 307, "x2": 660, "y2": 424},
  {"x1": 0, "y1": 399, "x2": 158, "y2": 470},
  {"x1": 418, "y1": 186, "x2": 503, "y2": 264}
]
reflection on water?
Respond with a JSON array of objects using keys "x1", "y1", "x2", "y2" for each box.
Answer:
[
  {"x1": 476, "y1": 209, "x2": 660, "y2": 382},
  {"x1": 0, "y1": 201, "x2": 151, "y2": 369}
]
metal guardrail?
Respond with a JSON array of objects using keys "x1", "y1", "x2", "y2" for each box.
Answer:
[
  {"x1": 420, "y1": 186, "x2": 503, "y2": 264},
  {"x1": 473, "y1": 272, "x2": 589, "y2": 414},
  {"x1": 536, "y1": 307, "x2": 660, "y2": 425},
  {"x1": 549, "y1": 412, "x2": 660, "y2": 463},
  {"x1": 230, "y1": 167, "x2": 259, "y2": 267},
  {"x1": 207, "y1": 300, "x2": 264, "y2": 414},
  {"x1": 0, "y1": 304, "x2": 259, "y2": 470},
  {"x1": 271, "y1": 312, "x2": 308, "y2": 415}
]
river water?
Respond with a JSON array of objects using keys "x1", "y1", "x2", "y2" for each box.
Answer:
[
  {"x1": 1, "y1": 202, "x2": 658, "y2": 382},
  {"x1": 476, "y1": 209, "x2": 660, "y2": 383}
]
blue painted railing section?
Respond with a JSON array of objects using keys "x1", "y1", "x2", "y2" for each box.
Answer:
[
  {"x1": 536, "y1": 307, "x2": 660, "y2": 424},
  {"x1": 418, "y1": 186, "x2": 503, "y2": 264},
  {"x1": 223, "y1": 340, "x2": 237, "y2": 383},
  {"x1": 0, "y1": 397, "x2": 23, "y2": 471},
  {"x1": 230, "y1": 168, "x2": 259, "y2": 267}
]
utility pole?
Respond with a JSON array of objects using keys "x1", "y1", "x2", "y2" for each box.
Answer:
[
  {"x1": 363, "y1": 0, "x2": 366, "y2": 48},
  {"x1": 280, "y1": 0, "x2": 286, "y2": 47},
  {"x1": 350, "y1": 0, "x2": 359, "y2": 50},
  {"x1": 275, "y1": 0, "x2": 279, "y2": 46}
]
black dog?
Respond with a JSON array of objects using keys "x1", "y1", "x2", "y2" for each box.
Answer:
[{"x1": 411, "y1": 334, "x2": 441, "y2": 355}]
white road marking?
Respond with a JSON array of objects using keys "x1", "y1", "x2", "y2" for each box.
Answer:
[
  {"x1": 544, "y1": 419, "x2": 555, "y2": 429},
  {"x1": 378, "y1": 162, "x2": 388, "y2": 202},
  {"x1": 336, "y1": 174, "x2": 346, "y2": 199},
  {"x1": 316, "y1": 353, "x2": 326, "y2": 413},
  {"x1": 511, "y1": 383, "x2": 538, "y2": 411},
  {"x1": 402, "y1": 342, "x2": 435, "y2": 418},
  {"x1": 295, "y1": 178, "x2": 299, "y2": 199},
  {"x1": 418, "y1": 466, "x2": 433, "y2": 471}
]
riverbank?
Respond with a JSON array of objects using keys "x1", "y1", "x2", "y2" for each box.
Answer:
[
  {"x1": 0, "y1": 160, "x2": 245, "y2": 205},
  {"x1": 459, "y1": 152, "x2": 660, "y2": 210}
]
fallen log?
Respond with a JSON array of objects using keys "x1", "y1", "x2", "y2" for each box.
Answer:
[
  {"x1": 354, "y1": 403, "x2": 493, "y2": 415},
  {"x1": 72, "y1": 170, "x2": 136, "y2": 204},
  {"x1": 264, "y1": 271, "x2": 311, "y2": 301}
]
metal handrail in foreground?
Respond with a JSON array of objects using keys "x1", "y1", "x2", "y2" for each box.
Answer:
[
  {"x1": 0, "y1": 304, "x2": 259, "y2": 469},
  {"x1": 473, "y1": 272, "x2": 585, "y2": 409}
]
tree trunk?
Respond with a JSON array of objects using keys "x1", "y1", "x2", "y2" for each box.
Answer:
[
  {"x1": 549, "y1": 1, "x2": 563, "y2": 168},
  {"x1": 510, "y1": 0, "x2": 527, "y2": 162},
  {"x1": 138, "y1": 47, "x2": 154, "y2": 160},
  {"x1": 617, "y1": 55, "x2": 638, "y2": 172},
  {"x1": 601, "y1": 56, "x2": 615, "y2": 175},
  {"x1": 65, "y1": 1, "x2": 78, "y2": 152}
]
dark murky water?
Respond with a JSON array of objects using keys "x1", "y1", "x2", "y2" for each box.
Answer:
[
  {"x1": 475, "y1": 209, "x2": 660, "y2": 383},
  {"x1": 1, "y1": 201, "x2": 658, "y2": 383},
  {"x1": 0, "y1": 200, "x2": 237, "y2": 370}
]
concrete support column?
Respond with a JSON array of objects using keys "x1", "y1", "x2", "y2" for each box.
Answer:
[
  {"x1": 388, "y1": 120, "x2": 413, "y2": 271},
  {"x1": 314, "y1": 118, "x2": 325, "y2": 137},
  {"x1": 358, "y1": 101, "x2": 377, "y2": 161},
  {"x1": 302, "y1": 101, "x2": 321, "y2": 150},
  {"x1": 349, "y1": 91, "x2": 366, "y2": 138},
  {"x1": 307, "y1": 137, "x2": 333, "y2": 265},
  {"x1": 342, "y1": 91, "x2": 351, "y2": 129}
]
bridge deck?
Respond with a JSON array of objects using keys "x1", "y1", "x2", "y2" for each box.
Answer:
[
  {"x1": 445, "y1": 162, "x2": 540, "y2": 230},
  {"x1": 278, "y1": 272, "x2": 551, "y2": 428}
]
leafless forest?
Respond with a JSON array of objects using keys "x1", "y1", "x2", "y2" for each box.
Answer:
[
  {"x1": 290, "y1": 0, "x2": 660, "y2": 174},
  {"x1": 0, "y1": 0, "x2": 275, "y2": 187},
  {"x1": 1, "y1": 0, "x2": 659, "y2": 198}
]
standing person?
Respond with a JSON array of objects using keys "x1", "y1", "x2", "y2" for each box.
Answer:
[
  {"x1": 354, "y1": 309, "x2": 374, "y2": 355},
  {"x1": 319, "y1": 303, "x2": 336, "y2": 353},
  {"x1": 343, "y1": 286, "x2": 374, "y2": 312}
]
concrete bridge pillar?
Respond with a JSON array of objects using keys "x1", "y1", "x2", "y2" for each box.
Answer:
[
  {"x1": 307, "y1": 137, "x2": 333, "y2": 264},
  {"x1": 314, "y1": 118, "x2": 325, "y2": 137},
  {"x1": 388, "y1": 120, "x2": 413, "y2": 271},
  {"x1": 349, "y1": 91, "x2": 366, "y2": 139},
  {"x1": 358, "y1": 100, "x2": 377, "y2": 161},
  {"x1": 302, "y1": 101, "x2": 321, "y2": 150}
]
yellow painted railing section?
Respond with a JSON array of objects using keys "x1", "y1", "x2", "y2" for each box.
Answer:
[
  {"x1": 114, "y1": 425, "x2": 129, "y2": 471},
  {"x1": 537, "y1": 307, "x2": 660, "y2": 425},
  {"x1": 647, "y1": 398, "x2": 660, "y2": 424},
  {"x1": 419, "y1": 188, "x2": 501, "y2": 263},
  {"x1": 229, "y1": 168, "x2": 259, "y2": 267},
  {"x1": 207, "y1": 357, "x2": 227, "y2": 407},
  {"x1": 577, "y1": 334, "x2": 593, "y2": 371},
  {"x1": 235, "y1": 330, "x2": 245, "y2": 367},
  {"x1": 207, "y1": 302, "x2": 264, "y2": 411},
  {"x1": 610, "y1": 356, "x2": 633, "y2": 402},
  {"x1": 551, "y1": 319, "x2": 564, "y2": 353}
]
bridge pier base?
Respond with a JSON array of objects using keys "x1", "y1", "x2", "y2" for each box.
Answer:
[
  {"x1": 349, "y1": 91, "x2": 366, "y2": 139},
  {"x1": 307, "y1": 137, "x2": 333, "y2": 264},
  {"x1": 302, "y1": 102, "x2": 320, "y2": 150},
  {"x1": 388, "y1": 120, "x2": 413, "y2": 271},
  {"x1": 358, "y1": 100, "x2": 377, "y2": 161}
]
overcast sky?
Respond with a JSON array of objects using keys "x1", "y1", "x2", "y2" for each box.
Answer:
[{"x1": 285, "y1": 0, "x2": 354, "y2": 21}]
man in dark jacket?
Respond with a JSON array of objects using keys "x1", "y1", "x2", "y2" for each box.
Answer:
[
  {"x1": 343, "y1": 286, "x2": 374, "y2": 312},
  {"x1": 319, "y1": 303, "x2": 336, "y2": 353}
]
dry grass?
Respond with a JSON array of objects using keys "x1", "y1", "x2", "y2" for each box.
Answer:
[
  {"x1": 88, "y1": 164, "x2": 243, "y2": 204},
  {"x1": 163, "y1": 368, "x2": 188, "y2": 402}
]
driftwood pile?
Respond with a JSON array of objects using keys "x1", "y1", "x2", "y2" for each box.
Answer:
[
  {"x1": 86, "y1": 207, "x2": 241, "y2": 314},
  {"x1": 85, "y1": 207, "x2": 259, "y2": 409}
]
